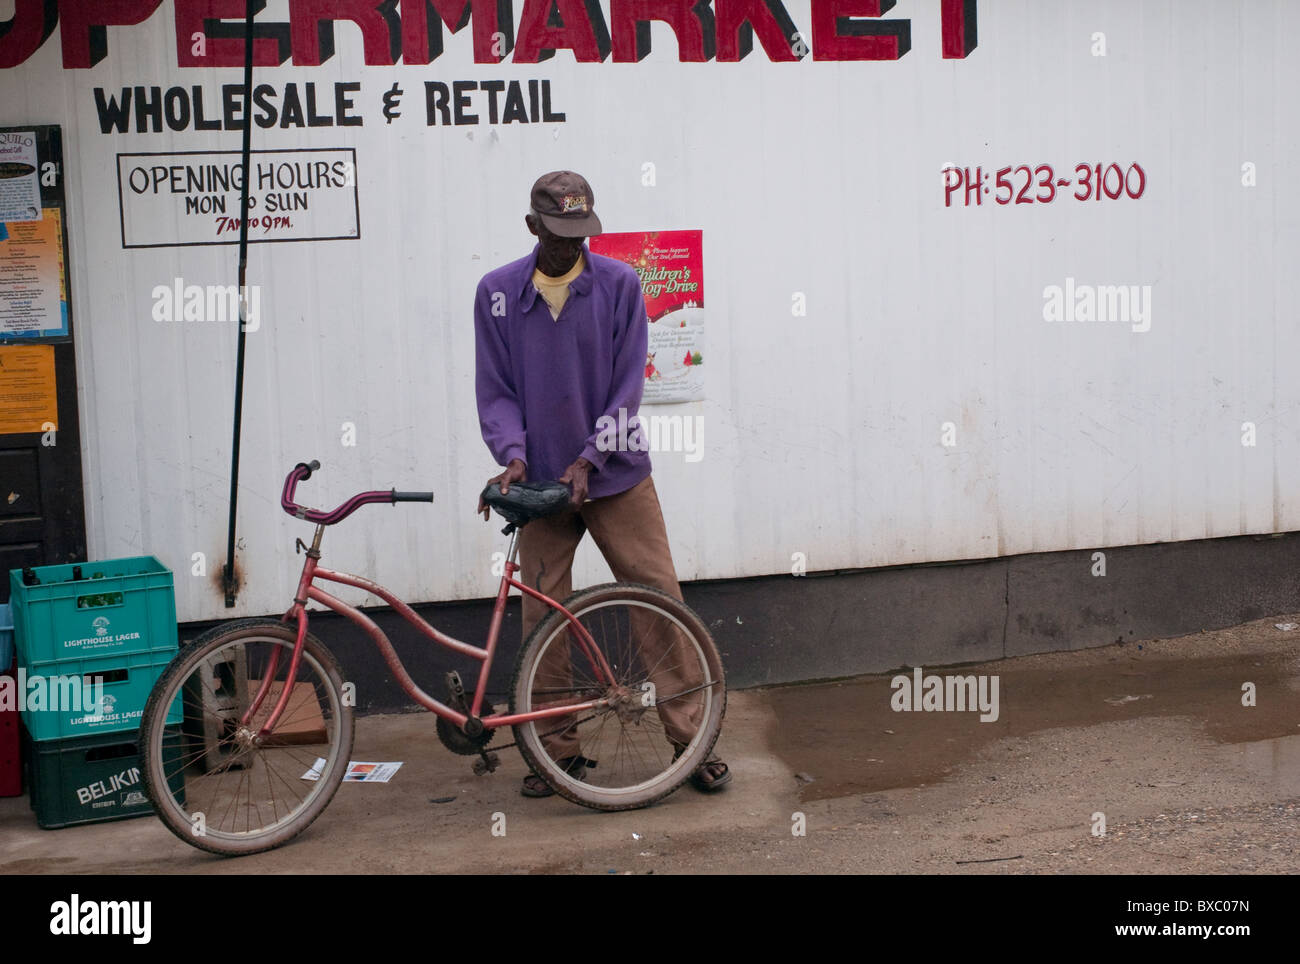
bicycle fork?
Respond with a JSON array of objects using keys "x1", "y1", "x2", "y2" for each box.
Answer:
[{"x1": 241, "y1": 524, "x2": 326, "y2": 741}]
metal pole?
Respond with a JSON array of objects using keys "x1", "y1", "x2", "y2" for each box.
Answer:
[{"x1": 223, "y1": 1, "x2": 256, "y2": 607}]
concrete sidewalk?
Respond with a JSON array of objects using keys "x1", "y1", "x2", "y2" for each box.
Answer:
[{"x1": 2, "y1": 615, "x2": 1297, "y2": 874}]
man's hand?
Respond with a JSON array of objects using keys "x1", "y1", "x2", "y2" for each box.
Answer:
[
  {"x1": 478, "y1": 459, "x2": 527, "y2": 521},
  {"x1": 558, "y1": 457, "x2": 593, "y2": 508}
]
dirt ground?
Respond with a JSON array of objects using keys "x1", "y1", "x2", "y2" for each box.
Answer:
[{"x1": 2, "y1": 614, "x2": 1297, "y2": 874}]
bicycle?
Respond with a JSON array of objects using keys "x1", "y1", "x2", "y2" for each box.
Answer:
[{"x1": 139, "y1": 460, "x2": 726, "y2": 856}]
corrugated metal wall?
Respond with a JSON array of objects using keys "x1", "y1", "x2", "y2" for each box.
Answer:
[{"x1": 2, "y1": 0, "x2": 1297, "y2": 622}]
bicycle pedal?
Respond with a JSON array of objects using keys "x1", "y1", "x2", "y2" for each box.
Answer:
[
  {"x1": 444, "y1": 670, "x2": 466, "y2": 705},
  {"x1": 472, "y1": 751, "x2": 501, "y2": 776}
]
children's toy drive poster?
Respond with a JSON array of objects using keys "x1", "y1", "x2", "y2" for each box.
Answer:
[{"x1": 590, "y1": 230, "x2": 703, "y2": 404}]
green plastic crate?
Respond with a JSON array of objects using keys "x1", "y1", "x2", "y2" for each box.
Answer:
[
  {"x1": 9, "y1": 557, "x2": 178, "y2": 669},
  {"x1": 18, "y1": 649, "x2": 182, "y2": 742},
  {"x1": 0, "y1": 602, "x2": 13, "y2": 671},
  {"x1": 25, "y1": 724, "x2": 185, "y2": 829}
]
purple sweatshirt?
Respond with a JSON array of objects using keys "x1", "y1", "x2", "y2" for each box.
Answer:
[{"x1": 474, "y1": 242, "x2": 652, "y2": 500}]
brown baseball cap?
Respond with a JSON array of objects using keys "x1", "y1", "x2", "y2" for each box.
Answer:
[{"x1": 529, "y1": 170, "x2": 603, "y2": 238}]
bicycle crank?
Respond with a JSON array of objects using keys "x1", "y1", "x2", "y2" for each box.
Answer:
[{"x1": 435, "y1": 670, "x2": 496, "y2": 756}]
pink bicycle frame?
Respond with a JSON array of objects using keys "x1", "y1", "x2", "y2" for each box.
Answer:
[{"x1": 242, "y1": 521, "x2": 618, "y2": 738}]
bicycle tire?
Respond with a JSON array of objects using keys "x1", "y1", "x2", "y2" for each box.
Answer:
[
  {"x1": 139, "y1": 618, "x2": 354, "y2": 857},
  {"x1": 509, "y1": 583, "x2": 726, "y2": 811}
]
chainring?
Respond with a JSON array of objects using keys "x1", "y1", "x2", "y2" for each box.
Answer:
[{"x1": 436, "y1": 709, "x2": 496, "y2": 756}]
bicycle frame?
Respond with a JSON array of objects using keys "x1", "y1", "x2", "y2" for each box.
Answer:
[{"x1": 242, "y1": 524, "x2": 618, "y2": 738}]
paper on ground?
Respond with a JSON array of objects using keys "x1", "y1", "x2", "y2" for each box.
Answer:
[{"x1": 302, "y1": 759, "x2": 404, "y2": 783}]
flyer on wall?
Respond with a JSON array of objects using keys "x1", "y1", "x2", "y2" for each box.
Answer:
[
  {"x1": 0, "y1": 343, "x2": 57, "y2": 434},
  {"x1": 590, "y1": 229, "x2": 703, "y2": 405},
  {"x1": 0, "y1": 131, "x2": 42, "y2": 223},
  {"x1": 0, "y1": 207, "x2": 68, "y2": 339}
]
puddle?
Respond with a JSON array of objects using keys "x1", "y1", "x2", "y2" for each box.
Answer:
[{"x1": 760, "y1": 650, "x2": 1300, "y2": 801}]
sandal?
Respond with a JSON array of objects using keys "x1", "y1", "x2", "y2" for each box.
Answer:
[
  {"x1": 672, "y1": 744, "x2": 732, "y2": 793},
  {"x1": 689, "y1": 756, "x2": 732, "y2": 793},
  {"x1": 520, "y1": 755, "x2": 594, "y2": 798}
]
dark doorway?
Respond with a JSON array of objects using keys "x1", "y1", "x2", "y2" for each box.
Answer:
[{"x1": 0, "y1": 125, "x2": 87, "y2": 602}]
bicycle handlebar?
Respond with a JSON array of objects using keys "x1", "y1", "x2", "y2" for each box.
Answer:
[{"x1": 281, "y1": 460, "x2": 433, "y2": 525}]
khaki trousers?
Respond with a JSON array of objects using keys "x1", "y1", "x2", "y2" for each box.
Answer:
[{"x1": 517, "y1": 475, "x2": 701, "y2": 758}]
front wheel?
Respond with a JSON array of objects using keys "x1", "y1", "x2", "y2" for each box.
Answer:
[
  {"x1": 510, "y1": 583, "x2": 726, "y2": 810},
  {"x1": 139, "y1": 618, "x2": 354, "y2": 857}
]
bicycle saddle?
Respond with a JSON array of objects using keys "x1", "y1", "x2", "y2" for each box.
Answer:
[{"x1": 480, "y1": 480, "x2": 572, "y2": 525}]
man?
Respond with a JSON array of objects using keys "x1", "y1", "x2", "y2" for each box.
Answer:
[{"x1": 473, "y1": 170, "x2": 730, "y2": 797}]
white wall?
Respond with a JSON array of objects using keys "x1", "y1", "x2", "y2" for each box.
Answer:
[{"x1": 1, "y1": 0, "x2": 1297, "y2": 622}]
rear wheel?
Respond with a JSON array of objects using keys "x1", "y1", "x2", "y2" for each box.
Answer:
[
  {"x1": 510, "y1": 583, "x2": 726, "y2": 810},
  {"x1": 139, "y1": 618, "x2": 353, "y2": 856}
]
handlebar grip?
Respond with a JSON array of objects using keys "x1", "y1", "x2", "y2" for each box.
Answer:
[
  {"x1": 391, "y1": 490, "x2": 434, "y2": 503},
  {"x1": 295, "y1": 459, "x2": 321, "y2": 480}
]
